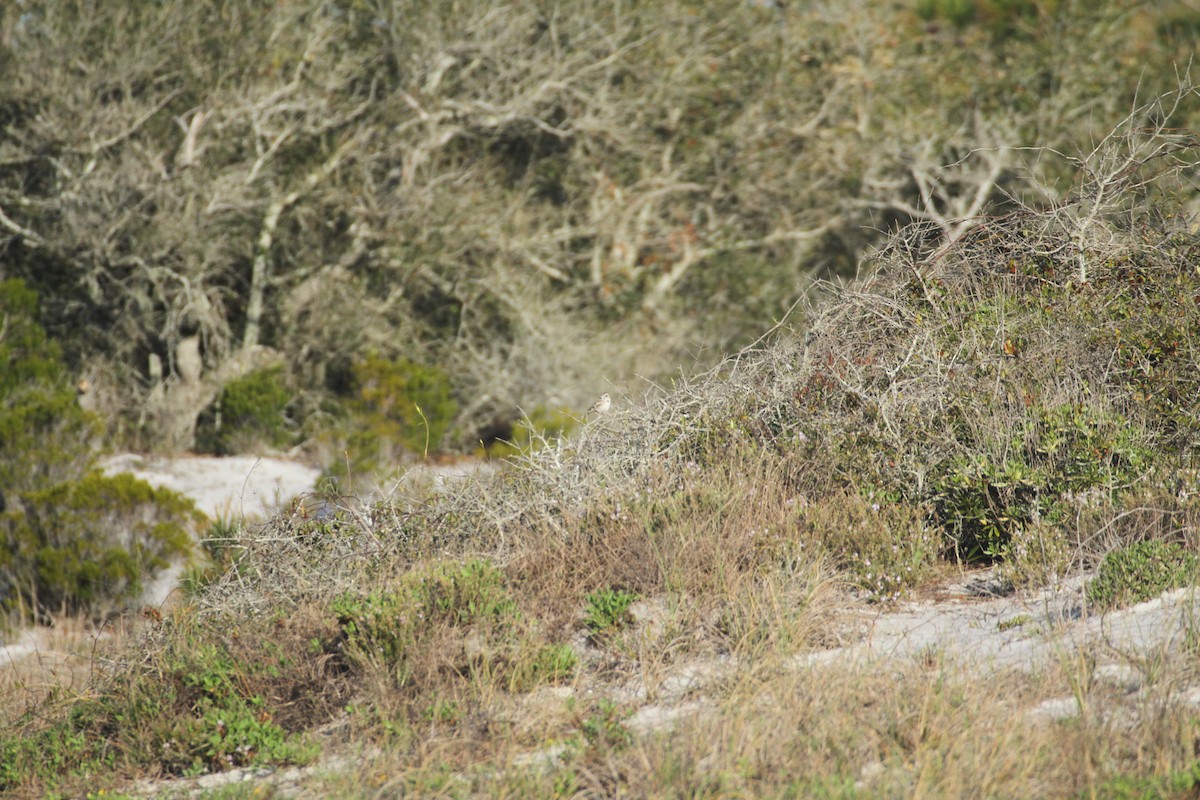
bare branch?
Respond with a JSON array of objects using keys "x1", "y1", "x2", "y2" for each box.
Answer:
[{"x1": 0, "y1": 202, "x2": 45, "y2": 248}]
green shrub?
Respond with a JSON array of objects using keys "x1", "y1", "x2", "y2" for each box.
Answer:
[
  {"x1": 0, "y1": 278, "x2": 66, "y2": 391},
  {"x1": 0, "y1": 278, "x2": 100, "y2": 496},
  {"x1": 0, "y1": 471, "x2": 203, "y2": 620},
  {"x1": 931, "y1": 403, "x2": 1149, "y2": 561},
  {"x1": 572, "y1": 698, "x2": 633, "y2": 753},
  {"x1": 333, "y1": 560, "x2": 520, "y2": 670},
  {"x1": 1089, "y1": 759, "x2": 1200, "y2": 799},
  {"x1": 482, "y1": 405, "x2": 578, "y2": 459},
  {"x1": 1085, "y1": 539, "x2": 1199, "y2": 611},
  {"x1": 583, "y1": 587, "x2": 638, "y2": 635},
  {"x1": 0, "y1": 622, "x2": 320, "y2": 795},
  {"x1": 916, "y1": 0, "x2": 976, "y2": 26},
  {"x1": 352, "y1": 355, "x2": 458, "y2": 455},
  {"x1": 513, "y1": 643, "x2": 579, "y2": 691},
  {"x1": 320, "y1": 356, "x2": 459, "y2": 487},
  {"x1": 183, "y1": 667, "x2": 319, "y2": 772},
  {"x1": 195, "y1": 367, "x2": 293, "y2": 455},
  {"x1": 915, "y1": 0, "x2": 1046, "y2": 36},
  {"x1": 0, "y1": 714, "x2": 115, "y2": 794},
  {"x1": 180, "y1": 514, "x2": 245, "y2": 596}
]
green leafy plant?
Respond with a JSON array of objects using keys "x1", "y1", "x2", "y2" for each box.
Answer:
[
  {"x1": 932, "y1": 403, "x2": 1149, "y2": 561},
  {"x1": 0, "y1": 623, "x2": 320, "y2": 795},
  {"x1": 180, "y1": 514, "x2": 245, "y2": 596},
  {"x1": 1088, "y1": 758, "x2": 1200, "y2": 799},
  {"x1": 915, "y1": 0, "x2": 1043, "y2": 37},
  {"x1": 195, "y1": 367, "x2": 294, "y2": 455},
  {"x1": 193, "y1": 696, "x2": 316, "y2": 770},
  {"x1": 916, "y1": 0, "x2": 975, "y2": 27},
  {"x1": 482, "y1": 406, "x2": 578, "y2": 459},
  {"x1": 584, "y1": 587, "x2": 638, "y2": 635},
  {"x1": 1085, "y1": 539, "x2": 1199, "y2": 611},
  {"x1": 575, "y1": 698, "x2": 633, "y2": 752},
  {"x1": 320, "y1": 356, "x2": 460, "y2": 488},
  {"x1": 351, "y1": 355, "x2": 458, "y2": 455},
  {"x1": 997, "y1": 614, "x2": 1032, "y2": 632},
  {"x1": 333, "y1": 560, "x2": 520, "y2": 669},
  {"x1": 0, "y1": 278, "x2": 100, "y2": 496},
  {"x1": 0, "y1": 471, "x2": 202, "y2": 620},
  {"x1": 511, "y1": 643, "x2": 578, "y2": 691}
]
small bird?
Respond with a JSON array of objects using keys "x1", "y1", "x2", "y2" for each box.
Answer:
[{"x1": 588, "y1": 392, "x2": 611, "y2": 416}]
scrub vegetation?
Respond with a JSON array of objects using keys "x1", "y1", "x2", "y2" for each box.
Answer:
[{"x1": 4, "y1": 1, "x2": 1200, "y2": 797}]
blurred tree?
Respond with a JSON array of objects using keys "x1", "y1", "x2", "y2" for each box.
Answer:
[{"x1": 0, "y1": 0, "x2": 1190, "y2": 451}]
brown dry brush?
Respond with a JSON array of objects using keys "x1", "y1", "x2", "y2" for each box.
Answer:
[{"x1": 205, "y1": 89, "x2": 1200, "y2": 624}]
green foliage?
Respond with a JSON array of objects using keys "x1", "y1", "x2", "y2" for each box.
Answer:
[
  {"x1": 916, "y1": 0, "x2": 976, "y2": 27},
  {"x1": 191, "y1": 691, "x2": 317, "y2": 771},
  {"x1": 915, "y1": 0, "x2": 1050, "y2": 36},
  {"x1": 153, "y1": 641, "x2": 318, "y2": 772},
  {"x1": 0, "y1": 471, "x2": 202, "y2": 620},
  {"x1": 0, "y1": 278, "x2": 100, "y2": 496},
  {"x1": 180, "y1": 514, "x2": 245, "y2": 596},
  {"x1": 333, "y1": 560, "x2": 519, "y2": 649},
  {"x1": 0, "y1": 623, "x2": 318, "y2": 796},
  {"x1": 322, "y1": 356, "x2": 459, "y2": 486},
  {"x1": 353, "y1": 355, "x2": 458, "y2": 455},
  {"x1": 1088, "y1": 759, "x2": 1200, "y2": 799},
  {"x1": 583, "y1": 587, "x2": 638, "y2": 634},
  {"x1": 1085, "y1": 540, "x2": 1199, "y2": 611},
  {"x1": 997, "y1": 614, "x2": 1033, "y2": 631},
  {"x1": 931, "y1": 403, "x2": 1149, "y2": 561},
  {"x1": 513, "y1": 643, "x2": 579, "y2": 691},
  {"x1": 0, "y1": 278, "x2": 64, "y2": 391},
  {"x1": 483, "y1": 406, "x2": 577, "y2": 459},
  {"x1": 0, "y1": 715, "x2": 115, "y2": 795},
  {"x1": 1085, "y1": 250, "x2": 1200, "y2": 450},
  {"x1": 195, "y1": 367, "x2": 293, "y2": 455},
  {"x1": 1158, "y1": 7, "x2": 1200, "y2": 42},
  {"x1": 572, "y1": 698, "x2": 633, "y2": 753}
]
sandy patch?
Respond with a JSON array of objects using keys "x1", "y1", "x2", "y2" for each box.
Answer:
[{"x1": 100, "y1": 453, "x2": 321, "y2": 520}]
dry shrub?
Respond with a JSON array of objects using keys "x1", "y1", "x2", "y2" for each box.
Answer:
[
  {"x1": 508, "y1": 447, "x2": 840, "y2": 658},
  {"x1": 1070, "y1": 487, "x2": 1200, "y2": 559},
  {"x1": 202, "y1": 97, "x2": 1200, "y2": 629}
]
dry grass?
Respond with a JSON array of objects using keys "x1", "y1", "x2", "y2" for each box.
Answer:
[
  {"x1": 0, "y1": 614, "x2": 131, "y2": 726},
  {"x1": 301, "y1": 641, "x2": 1200, "y2": 799}
]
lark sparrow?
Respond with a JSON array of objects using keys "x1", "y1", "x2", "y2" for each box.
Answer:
[{"x1": 588, "y1": 392, "x2": 611, "y2": 415}]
